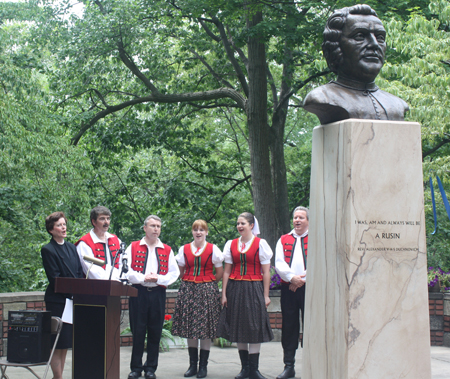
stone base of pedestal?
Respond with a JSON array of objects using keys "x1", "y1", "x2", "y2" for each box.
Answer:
[{"x1": 302, "y1": 119, "x2": 431, "y2": 379}]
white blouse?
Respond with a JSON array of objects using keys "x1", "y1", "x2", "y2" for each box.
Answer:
[
  {"x1": 176, "y1": 242, "x2": 224, "y2": 268},
  {"x1": 223, "y1": 236, "x2": 273, "y2": 265}
]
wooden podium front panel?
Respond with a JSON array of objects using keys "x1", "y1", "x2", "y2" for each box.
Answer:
[
  {"x1": 73, "y1": 304, "x2": 106, "y2": 379},
  {"x1": 72, "y1": 295, "x2": 121, "y2": 379}
]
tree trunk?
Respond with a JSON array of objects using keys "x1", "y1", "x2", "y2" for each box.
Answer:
[
  {"x1": 270, "y1": 103, "x2": 291, "y2": 236},
  {"x1": 270, "y1": 43, "x2": 295, "y2": 237},
  {"x1": 246, "y1": 10, "x2": 278, "y2": 249}
]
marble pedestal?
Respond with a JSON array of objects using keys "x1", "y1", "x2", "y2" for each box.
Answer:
[{"x1": 302, "y1": 120, "x2": 431, "y2": 379}]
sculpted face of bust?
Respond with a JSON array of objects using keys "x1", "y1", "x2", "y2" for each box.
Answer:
[
  {"x1": 303, "y1": 4, "x2": 409, "y2": 124},
  {"x1": 338, "y1": 14, "x2": 386, "y2": 83}
]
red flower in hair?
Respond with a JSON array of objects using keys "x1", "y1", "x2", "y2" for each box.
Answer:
[{"x1": 164, "y1": 314, "x2": 172, "y2": 321}]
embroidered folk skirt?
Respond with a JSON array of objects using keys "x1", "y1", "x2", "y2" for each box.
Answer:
[
  {"x1": 171, "y1": 280, "x2": 221, "y2": 339},
  {"x1": 216, "y1": 280, "x2": 274, "y2": 343}
]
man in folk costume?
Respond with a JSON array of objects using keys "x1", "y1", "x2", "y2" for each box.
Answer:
[
  {"x1": 123, "y1": 215, "x2": 179, "y2": 379},
  {"x1": 76, "y1": 206, "x2": 122, "y2": 280},
  {"x1": 275, "y1": 206, "x2": 309, "y2": 379}
]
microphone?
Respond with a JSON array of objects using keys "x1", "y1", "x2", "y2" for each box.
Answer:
[
  {"x1": 83, "y1": 255, "x2": 105, "y2": 266},
  {"x1": 82, "y1": 255, "x2": 105, "y2": 279},
  {"x1": 109, "y1": 242, "x2": 127, "y2": 280},
  {"x1": 120, "y1": 243, "x2": 128, "y2": 277}
]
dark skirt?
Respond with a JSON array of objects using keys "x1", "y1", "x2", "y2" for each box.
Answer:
[
  {"x1": 216, "y1": 280, "x2": 274, "y2": 343},
  {"x1": 46, "y1": 301, "x2": 73, "y2": 350},
  {"x1": 171, "y1": 281, "x2": 221, "y2": 339}
]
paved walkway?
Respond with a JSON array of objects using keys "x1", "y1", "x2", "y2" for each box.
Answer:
[{"x1": 1, "y1": 343, "x2": 449, "y2": 378}]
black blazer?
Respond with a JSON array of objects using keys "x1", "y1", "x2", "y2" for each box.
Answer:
[{"x1": 41, "y1": 238, "x2": 83, "y2": 303}]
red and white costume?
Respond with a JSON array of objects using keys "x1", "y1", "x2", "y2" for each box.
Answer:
[{"x1": 76, "y1": 230, "x2": 122, "y2": 280}]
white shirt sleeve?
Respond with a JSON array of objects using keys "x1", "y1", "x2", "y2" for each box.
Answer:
[
  {"x1": 223, "y1": 240, "x2": 233, "y2": 264},
  {"x1": 156, "y1": 249, "x2": 180, "y2": 287},
  {"x1": 124, "y1": 244, "x2": 146, "y2": 285},
  {"x1": 175, "y1": 246, "x2": 186, "y2": 267},
  {"x1": 258, "y1": 239, "x2": 273, "y2": 265},
  {"x1": 274, "y1": 238, "x2": 295, "y2": 282},
  {"x1": 212, "y1": 244, "x2": 225, "y2": 267},
  {"x1": 76, "y1": 241, "x2": 112, "y2": 280}
]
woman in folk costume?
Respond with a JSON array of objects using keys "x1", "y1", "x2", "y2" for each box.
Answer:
[
  {"x1": 172, "y1": 220, "x2": 224, "y2": 378},
  {"x1": 217, "y1": 212, "x2": 274, "y2": 379}
]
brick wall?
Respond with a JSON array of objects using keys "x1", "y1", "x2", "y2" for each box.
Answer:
[
  {"x1": 445, "y1": 293, "x2": 450, "y2": 347},
  {"x1": 445, "y1": 315, "x2": 450, "y2": 346},
  {"x1": 0, "y1": 289, "x2": 446, "y2": 356},
  {"x1": 165, "y1": 293, "x2": 176, "y2": 316},
  {"x1": 0, "y1": 303, "x2": 3, "y2": 357},
  {"x1": 429, "y1": 292, "x2": 450, "y2": 346},
  {"x1": 429, "y1": 293, "x2": 444, "y2": 345},
  {"x1": 119, "y1": 290, "x2": 284, "y2": 346}
]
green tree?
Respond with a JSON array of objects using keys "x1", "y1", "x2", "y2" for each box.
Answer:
[
  {"x1": 0, "y1": 16, "x2": 93, "y2": 291},
  {"x1": 379, "y1": 0, "x2": 450, "y2": 268},
  {"x1": 2, "y1": 0, "x2": 445, "y2": 291},
  {"x1": 34, "y1": 0, "x2": 343, "y2": 247}
]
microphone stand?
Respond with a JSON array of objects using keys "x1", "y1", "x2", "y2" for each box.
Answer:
[
  {"x1": 109, "y1": 242, "x2": 127, "y2": 280},
  {"x1": 120, "y1": 243, "x2": 129, "y2": 280}
]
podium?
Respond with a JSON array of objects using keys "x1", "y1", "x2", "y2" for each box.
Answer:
[{"x1": 55, "y1": 278, "x2": 137, "y2": 379}]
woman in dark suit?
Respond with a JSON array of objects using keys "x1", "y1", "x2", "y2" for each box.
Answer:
[{"x1": 41, "y1": 212, "x2": 83, "y2": 379}]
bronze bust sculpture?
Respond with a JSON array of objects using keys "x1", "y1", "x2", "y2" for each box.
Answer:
[{"x1": 304, "y1": 4, "x2": 409, "y2": 125}]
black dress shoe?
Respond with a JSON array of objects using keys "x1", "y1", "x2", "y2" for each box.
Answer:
[
  {"x1": 128, "y1": 372, "x2": 141, "y2": 379},
  {"x1": 144, "y1": 371, "x2": 156, "y2": 379}
]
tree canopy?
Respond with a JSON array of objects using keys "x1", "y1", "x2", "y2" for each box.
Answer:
[
  {"x1": 379, "y1": 0, "x2": 450, "y2": 269},
  {"x1": 0, "y1": 13, "x2": 92, "y2": 290},
  {"x1": 1, "y1": 0, "x2": 450, "y2": 291}
]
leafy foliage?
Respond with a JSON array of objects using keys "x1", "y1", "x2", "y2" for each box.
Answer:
[
  {"x1": 0, "y1": 18, "x2": 93, "y2": 291},
  {"x1": 2, "y1": 0, "x2": 450, "y2": 291},
  {"x1": 377, "y1": 0, "x2": 450, "y2": 268},
  {"x1": 425, "y1": 184, "x2": 450, "y2": 271},
  {"x1": 30, "y1": 0, "x2": 351, "y2": 247}
]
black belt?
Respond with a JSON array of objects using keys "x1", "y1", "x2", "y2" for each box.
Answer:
[{"x1": 133, "y1": 284, "x2": 161, "y2": 292}]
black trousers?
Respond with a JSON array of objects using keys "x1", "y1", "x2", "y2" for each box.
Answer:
[
  {"x1": 280, "y1": 283, "x2": 305, "y2": 351},
  {"x1": 129, "y1": 285, "x2": 166, "y2": 373}
]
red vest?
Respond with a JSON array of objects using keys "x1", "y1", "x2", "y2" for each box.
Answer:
[
  {"x1": 280, "y1": 233, "x2": 308, "y2": 284},
  {"x1": 130, "y1": 240, "x2": 171, "y2": 276},
  {"x1": 182, "y1": 243, "x2": 215, "y2": 283},
  {"x1": 229, "y1": 237, "x2": 263, "y2": 281},
  {"x1": 76, "y1": 233, "x2": 120, "y2": 269}
]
